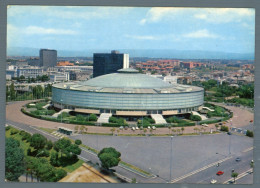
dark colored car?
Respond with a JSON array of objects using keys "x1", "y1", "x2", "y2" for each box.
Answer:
[
  {"x1": 227, "y1": 132, "x2": 232, "y2": 135},
  {"x1": 216, "y1": 171, "x2": 224, "y2": 175},
  {"x1": 250, "y1": 120, "x2": 253, "y2": 123},
  {"x1": 236, "y1": 157, "x2": 241, "y2": 162}
]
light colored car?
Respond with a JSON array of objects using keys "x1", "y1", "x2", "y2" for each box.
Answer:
[
  {"x1": 135, "y1": 127, "x2": 139, "y2": 130},
  {"x1": 202, "y1": 124, "x2": 208, "y2": 127},
  {"x1": 148, "y1": 126, "x2": 151, "y2": 129},
  {"x1": 119, "y1": 126, "x2": 124, "y2": 130},
  {"x1": 152, "y1": 126, "x2": 156, "y2": 130},
  {"x1": 210, "y1": 179, "x2": 217, "y2": 184},
  {"x1": 131, "y1": 127, "x2": 135, "y2": 131}
]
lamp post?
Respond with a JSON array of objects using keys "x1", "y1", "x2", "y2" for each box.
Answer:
[
  {"x1": 169, "y1": 136, "x2": 173, "y2": 183},
  {"x1": 60, "y1": 99, "x2": 63, "y2": 123}
]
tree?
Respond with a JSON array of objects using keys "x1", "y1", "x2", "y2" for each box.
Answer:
[
  {"x1": 75, "y1": 139, "x2": 82, "y2": 145},
  {"x1": 30, "y1": 134, "x2": 47, "y2": 151},
  {"x1": 74, "y1": 125, "x2": 79, "y2": 133},
  {"x1": 168, "y1": 126, "x2": 172, "y2": 134},
  {"x1": 181, "y1": 127, "x2": 185, "y2": 134},
  {"x1": 172, "y1": 129, "x2": 176, "y2": 135},
  {"x1": 50, "y1": 151, "x2": 60, "y2": 167},
  {"x1": 10, "y1": 82, "x2": 16, "y2": 100},
  {"x1": 80, "y1": 125, "x2": 84, "y2": 134},
  {"x1": 110, "y1": 128, "x2": 115, "y2": 135},
  {"x1": 220, "y1": 125, "x2": 229, "y2": 132},
  {"x1": 5, "y1": 138, "x2": 25, "y2": 181},
  {"x1": 143, "y1": 128, "x2": 147, "y2": 135},
  {"x1": 98, "y1": 147, "x2": 121, "y2": 170},
  {"x1": 231, "y1": 172, "x2": 239, "y2": 183},
  {"x1": 54, "y1": 138, "x2": 81, "y2": 160},
  {"x1": 46, "y1": 140, "x2": 53, "y2": 150},
  {"x1": 215, "y1": 124, "x2": 219, "y2": 131}
]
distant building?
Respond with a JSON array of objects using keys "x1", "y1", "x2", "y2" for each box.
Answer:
[
  {"x1": 17, "y1": 66, "x2": 44, "y2": 78},
  {"x1": 49, "y1": 72, "x2": 70, "y2": 82},
  {"x1": 27, "y1": 57, "x2": 40, "y2": 66},
  {"x1": 93, "y1": 50, "x2": 129, "y2": 78},
  {"x1": 40, "y1": 49, "x2": 57, "y2": 68}
]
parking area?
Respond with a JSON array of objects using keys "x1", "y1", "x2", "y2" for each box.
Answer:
[{"x1": 71, "y1": 132, "x2": 253, "y2": 181}]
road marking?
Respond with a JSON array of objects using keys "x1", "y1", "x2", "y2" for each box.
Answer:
[
  {"x1": 223, "y1": 169, "x2": 253, "y2": 184},
  {"x1": 242, "y1": 147, "x2": 254, "y2": 153},
  {"x1": 78, "y1": 155, "x2": 90, "y2": 162},
  {"x1": 170, "y1": 156, "x2": 233, "y2": 183}
]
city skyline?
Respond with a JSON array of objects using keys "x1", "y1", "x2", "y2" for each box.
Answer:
[{"x1": 7, "y1": 6, "x2": 255, "y2": 57}]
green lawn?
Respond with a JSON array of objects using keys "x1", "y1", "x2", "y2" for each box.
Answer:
[{"x1": 38, "y1": 127, "x2": 56, "y2": 134}]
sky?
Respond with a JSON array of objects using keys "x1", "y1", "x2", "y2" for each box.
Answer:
[{"x1": 7, "y1": 6, "x2": 255, "y2": 55}]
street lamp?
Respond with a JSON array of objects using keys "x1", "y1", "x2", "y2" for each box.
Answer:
[
  {"x1": 169, "y1": 136, "x2": 174, "y2": 183},
  {"x1": 60, "y1": 99, "x2": 63, "y2": 123}
]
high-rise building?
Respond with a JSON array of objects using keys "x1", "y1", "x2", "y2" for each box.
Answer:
[
  {"x1": 93, "y1": 50, "x2": 129, "y2": 77},
  {"x1": 39, "y1": 49, "x2": 57, "y2": 68}
]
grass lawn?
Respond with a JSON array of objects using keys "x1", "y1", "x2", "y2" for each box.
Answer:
[
  {"x1": 62, "y1": 159, "x2": 85, "y2": 173},
  {"x1": 38, "y1": 127, "x2": 56, "y2": 134}
]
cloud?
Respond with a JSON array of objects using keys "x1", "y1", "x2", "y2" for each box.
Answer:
[
  {"x1": 139, "y1": 7, "x2": 186, "y2": 24},
  {"x1": 183, "y1": 29, "x2": 224, "y2": 39},
  {"x1": 124, "y1": 34, "x2": 160, "y2": 40},
  {"x1": 24, "y1": 26, "x2": 77, "y2": 35},
  {"x1": 194, "y1": 8, "x2": 255, "y2": 23}
]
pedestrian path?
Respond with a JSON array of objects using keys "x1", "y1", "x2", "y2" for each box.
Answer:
[
  {"x1": 192, "y1": 111, "x2": 207, "y2": 120},
  {"x1": 52, "y1": 109, "x2": 72, "y2": 118}
]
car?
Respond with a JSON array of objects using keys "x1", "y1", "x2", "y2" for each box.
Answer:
[
  {"x1": 236, "y1": 157, "x2": 241, "y2": 162},
  {"x1": 216, "y1": 171, "x2": 224, "y2": 175},
  {"x1": 210, "y1": 179, "x2": 217, "y2": 184},
  {"x1": 152, "y1": 126, "x2": 156, "y2": 130},
  {"x1": 219, "y1": 123, "x2": 223, "y2": 125},
  {"x1": 148, "y1": 126, "x2": 151, "y2": 129},
  {"x1": 131, "y1": 127, "x2": 135, "y2": 131},
  {"x1": 135, "y1": 127, "x2": 139, "y2": 130},
  {"x1": 202, "y1": 123, "x2": 208, "y2": 127},
  {"x1": 119, "y1": 126, "x2": 124, "y2": 130},
  {"x1": 227, "y1": 132, "x2": 232, "y2": 135},
  {"x1": 250, "y1": 120, "x2": 253, "y2": 123}
]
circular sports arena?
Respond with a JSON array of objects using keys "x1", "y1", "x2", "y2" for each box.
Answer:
[{"x1": 52, "y1": 68, "x2": 204, "y2": 117}]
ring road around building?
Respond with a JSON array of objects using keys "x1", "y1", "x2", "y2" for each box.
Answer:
[{"x1": 52, "y1": 68, "x2": 204, "y2": 117}]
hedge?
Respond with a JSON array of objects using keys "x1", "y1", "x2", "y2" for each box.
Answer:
[
  {"x1": 101, "y1": 123, "x2": 126, "y2": 127},
  {"x1": 199, "y1": 119, "x2": 221, "y2": 125}
]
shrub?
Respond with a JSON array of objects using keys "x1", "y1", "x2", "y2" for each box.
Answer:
[
  {"x1": 246, "y1": 130, "x2": 254, "y2": 137},
  {"x1": 89, "y1": 114, "x2": 97, "y2": 121},
  {"x1": 22, "y1": 132, "x2": 32, "y2": 142},
  {"x1": 109, "y1": 116, "x2": 118, "y2": 123},
  {"x1": 75, "y1": 139, "x2": 82, "y2": 145},
  {"x1": 190, "y1": 115, "x2": 202, "y2": 121},
  {"x1": 5, "y1": 126, "x2": 11, "y2": 131},
  {"x1": 220, "y1": 125, "x2": 229, "y2": 132},
  {"x1": 10, "y1": 129, "x2": 19, "y2": 135},
  {"x1": 76, "y1": 115, "x2": 86, "y2": 122}
]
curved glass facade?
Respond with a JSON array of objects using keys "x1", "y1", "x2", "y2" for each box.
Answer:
[{"x1": 52, "y1": 87, "x2": 204, "y2": 112}]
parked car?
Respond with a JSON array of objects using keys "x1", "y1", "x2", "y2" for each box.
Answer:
[
  {"x1": 216, "y1": 171, "x2": 224, "y2": 175},
  {"x1": 148, "y1": 126, "x2": 151, "y2": 129},
  {"x1": 135, "y1": 127, "x2": 139, "y2": 130},
  {"x1": 236, "y1": 157, "x2": 241, "y2": 162},
  {"x1": 131, "y1": 127, "x2": 135, "y2": 131},
  {"x1": 202, "y1": 124, "x2": 208, "y2": 127},
  {"x1": 152, "y1": 126, "x2": 156, "y2": 130},
  {"x1": 227, "y1": 132, "x2": 232, "y2": 135},
  {"x1": 250, "y1": 120, "x2": 253, "y2": 123},
  {"x1": 210, "y1": 179, "x2": 217, "y2": 184},
  {"x1": 119, "y1": 126, "x2": 124, "y2": 130}
]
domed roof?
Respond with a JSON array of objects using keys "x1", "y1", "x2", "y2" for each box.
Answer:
[{"x1": 82, "y1": 69, "x2": 172, "y2": 89}]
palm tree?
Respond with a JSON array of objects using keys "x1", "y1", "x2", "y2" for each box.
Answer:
[
  {"x1": 80, "y1": 125, "x2": 84, "y2": 134},
  {"x1": 215, "y1": 124, "x2": 219, "y2": 131},
  {"x1": 110, "y1": 128, "x2": 115, "y2": 135},
  {"x1": 193, "y1": 127, "x2": 197, "y2": 133},
  {"x1": 181, "y1": 127, "x2": 185, "y2": 134},
  {"x1": 172, "y1": 129, "x2": 176, "y2": 136},
  {"x1": 168, "y1": 126, "x2": 172, "y2": 135},
  {"x1": 231, "y1": 172, "x2": 238, "y2": 183},
  {"x1": 143, "y1": 128, "x2": 147, "y2": 136},
  {"x1": 85, "y1": 127, "x2": 88, "y2": 134},
  {"x1": 150, "y1": 129, "x2": 153, "y2": 135},
  {"x1": 74, "y1": 125, "x2": 79, "y2": 133},
  {"x1": 117, "y1": 129, "x2": 120, "y2": 135}
]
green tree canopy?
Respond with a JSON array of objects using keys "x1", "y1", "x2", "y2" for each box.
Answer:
[
  {"x1": 98, "y1": 147, "x2": 121, "y2": 170},
  {"x1": 30, "y1": 133, "x2": 47, "y2": 151},
  {"x1": 5, "y1": 138, "x2": 25, "y2": 181}
]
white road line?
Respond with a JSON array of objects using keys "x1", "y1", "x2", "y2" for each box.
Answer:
[
  {"x1": 78, "y1": 155, "x2": 90, "y2": 162},
  {"x1": 242, "y1": 147, "x2": 254, "y2": 153},
  {"x1": 170, "y1": 156, "x2": 233, "y2": 183},
  {"x1": 223, "y1": 169, "x2": 253, "y2": 184}
]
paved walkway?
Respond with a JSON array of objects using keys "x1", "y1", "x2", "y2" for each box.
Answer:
[{"x1": 6, "y1": 101, "x2": 253, "y2": 135}]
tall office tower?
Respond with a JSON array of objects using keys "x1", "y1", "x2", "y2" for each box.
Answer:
[
  {"x1": 93, "y1": 50, "x2": 129, "y2": 77},
  {"x1": 39, "y1": 49, "x2": 57, "y2": 68}
]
